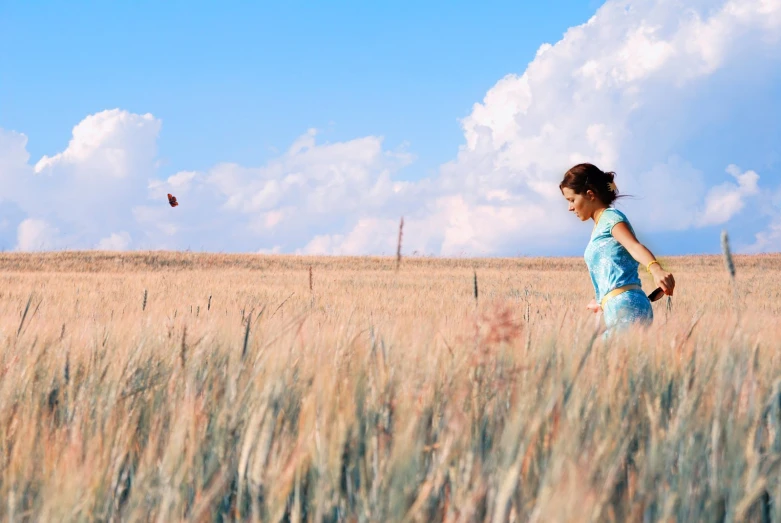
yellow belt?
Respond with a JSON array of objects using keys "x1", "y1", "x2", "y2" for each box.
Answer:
[{"x1": 601, "y1": 284, "x2": 642, "y2": 309}]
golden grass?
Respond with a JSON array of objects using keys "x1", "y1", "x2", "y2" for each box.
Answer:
[{"x1": 0, "y1": 251, "x2": 780, "y2": 521}]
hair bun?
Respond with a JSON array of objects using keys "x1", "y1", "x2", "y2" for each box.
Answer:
[{"x1": 560, "y1": 163, "x2": 626, "y2": 205}]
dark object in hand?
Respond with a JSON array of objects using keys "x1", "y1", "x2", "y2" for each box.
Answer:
[{"x1": 648, "y1": 287, "x2": 665, "y2": 302}]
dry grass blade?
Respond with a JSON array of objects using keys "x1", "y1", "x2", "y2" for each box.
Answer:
[
  {"x1": 16, "y1": 293, "x2": 33, "y2": 337},
  {"x1": 242, "y1": 314, "x2": 252, "y2": 360},
  {"x1": 271, "y1": 292, "x2": 295, "y2": 318},
  {"x1": 734, "y1": 478, "x2": 769, "y2": 522}
]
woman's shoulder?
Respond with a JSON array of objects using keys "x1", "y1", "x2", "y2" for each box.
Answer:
[
  {"x1": 599, "y1": 207, "x2": 633, "y2": 233},
  {"x1": 603, "y1": 207, "x2": 630, "y2": 222},
  {"x1": 604, "y1": 207, "x2": 626, "y2": 216}
]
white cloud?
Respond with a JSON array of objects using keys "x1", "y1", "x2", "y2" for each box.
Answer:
[
  {"x1": 743, "y1": 183, "x2": 781, "y2": 253},
  {"x1": 696, "y1": 165, "x2": 760, "y2": 226},
  {"x1": 302, "y1": 217, "x2": 401, "y2": 256},
  {"x1": 257, "y1": 245, "x2": 283, "y2": 255},
  {"x1": 96, "y1": 232, "x2": 132, "y2": 251},
  {"x1": 34, "y1": 109, "x2": 160, "y2": 179},
  {"x1": 166, "y1": 171, "x2": 197, "y2": 189},
  {"x1": 130, "y1": 127, "x2": 418, "y2": 252},
  {"x1": 745, "y1": 217, "x2": 781, "y2": 253},
  {"x1": 2, "y1": 109, "x2": 161, "y2": 251},
  {"x1": 202, "y1": 129, "x2": 414, "y2": 216},
  {"x1": 16, "y1": 219, "x2": 60, "y2": 252}
]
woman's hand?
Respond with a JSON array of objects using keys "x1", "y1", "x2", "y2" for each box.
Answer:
[
  {"x1": 651, "y1": 265, "x2": 675, "y2": 296},
  {"x1": 587, "y1": 299, "x2": 602, "y2": 313}
]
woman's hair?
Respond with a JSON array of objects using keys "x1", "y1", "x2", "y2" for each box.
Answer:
[{"x1": 559, "y1": 163, "x2": 625, "y2": 205}]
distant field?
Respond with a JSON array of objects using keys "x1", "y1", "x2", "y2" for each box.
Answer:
[{"x1": 1, "y1": 251, "x2": 780, "y2": 521}]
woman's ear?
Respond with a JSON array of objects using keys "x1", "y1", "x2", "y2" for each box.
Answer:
[{"x1": 586, "y1": 189, "x2": 595, "y2": 201}]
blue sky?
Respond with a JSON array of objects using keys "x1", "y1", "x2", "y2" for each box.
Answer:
[
  {"x1": 1, "y1": 0, "x2": 780, "y2": 256},
  {"x1": 1, "y1": 1, "x2": 600, "y2": 175}
]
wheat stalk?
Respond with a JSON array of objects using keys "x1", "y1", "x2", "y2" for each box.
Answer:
[
  {"x1": 473, "y1": 270, "x2": 479, "y2": 305},
  {"x1": 396, "y1": 217, "x2": 404, "y2": 272},
  {"x1": 721, "y1": 230, "x2": 740, "y2": 318}
]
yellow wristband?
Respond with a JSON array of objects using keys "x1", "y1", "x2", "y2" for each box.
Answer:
[{"x1": 646, "y1": 260, "x2": 661, "y2": 273}]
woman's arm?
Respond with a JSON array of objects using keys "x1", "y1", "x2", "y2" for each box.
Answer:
[{"x1": 612, "y1": 222, "x2": 676, "y2": 296}]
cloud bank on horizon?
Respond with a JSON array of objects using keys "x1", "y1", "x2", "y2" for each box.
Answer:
[{"x1": 1, "y1": 0, "x2": 780, "y2": 256}]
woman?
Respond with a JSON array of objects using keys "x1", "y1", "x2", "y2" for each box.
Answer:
[{"x1": 559, "y1": 163, "x2": 675, "y2": 336}]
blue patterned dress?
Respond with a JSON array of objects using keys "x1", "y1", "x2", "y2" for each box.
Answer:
[{"x1": 584, "y1": 208, "x2": 653, "y2": 335}]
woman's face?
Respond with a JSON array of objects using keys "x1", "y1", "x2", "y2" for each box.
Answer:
[{"x1": 561, "y1": 187, "x2": 596, "y2": 222}]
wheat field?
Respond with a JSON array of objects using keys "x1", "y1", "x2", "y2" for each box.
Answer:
[{"x1": 1, "y1": 251, "x2": 780, "y2": 522}]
